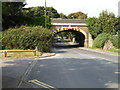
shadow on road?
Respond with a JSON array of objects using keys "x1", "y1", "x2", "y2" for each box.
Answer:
[
  {"x1": 26, "y1": 58, "x2": 118, "y2": 88},
  {"x1": 54, "y1": 44, "x2": 80, "y2": 48},
  {"x1": 2, "y1": 56, "x2": 118, "y2": 88}
]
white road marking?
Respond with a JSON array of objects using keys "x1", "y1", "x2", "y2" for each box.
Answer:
[
  {"x1": 29, "y1": 79, "x2": 58, "y2": 90},
  {"x1": 17, "y1": 59, "x2": 38, "y2": 88}
]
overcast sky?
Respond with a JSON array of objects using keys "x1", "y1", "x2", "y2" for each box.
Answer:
[{"x1": 24, "y1": 0, "x2": 119, "y2": 17}]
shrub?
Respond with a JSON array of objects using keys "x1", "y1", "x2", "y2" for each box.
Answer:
[
  {"x1": 2, "y1": 26, "x2": 53, "y2": 52},
  {"x1": 93, "y1": 33, "x2": 119, "y2": 49},
  {"x1": 93, "y1": 33, "x2": 111, "y2": 48},
  {"x1": 110, "y1": 35, "x2": 120, "y2": 49},
  {"x1": 0, "y1": 32, "x2": 2, "y2": 50}
]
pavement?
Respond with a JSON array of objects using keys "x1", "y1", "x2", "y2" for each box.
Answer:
[
  {"x1": 69, "y1": 41, "x2": 119, "y2": 57},
  {"x1": 80, "y1": 47, "x2": 119, "y2": 57}
]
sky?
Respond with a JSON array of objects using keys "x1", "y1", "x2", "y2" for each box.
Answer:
[{"x1": 24, "y1": 0, "x2": 119, "y2": 17}]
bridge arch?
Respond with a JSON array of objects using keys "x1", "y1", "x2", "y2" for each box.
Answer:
[
  {"x1": 51, "y1": 18, "x2": 93, "y2": 47},
  {"x1": 53, "y1": 27, "x2": 88, "y2": 47},
  {"x1": 53, "y1": 27, "x2": 87, "y2": 39}
]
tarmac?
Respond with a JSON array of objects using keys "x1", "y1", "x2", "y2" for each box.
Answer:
[
  {"x1": 1, "y1": 52, "x2": 56, "y2": 89},
  {"x1": 79, "y1": 47, "x2": 119, "y2": 57},
  {"x1": 1, "y1": 47, "x2": 119, "y2": 89}
]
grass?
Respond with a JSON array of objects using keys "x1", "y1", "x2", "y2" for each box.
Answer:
[
  {"x1": 107, "y1": 48, "x2": 120, "y2": 53},
  {"x1": 89, "y1": 47, "x2": 102, "y2": 49},
  {"x1": 89, "y1": 47, "x2": 120, "y2": 53},
  {"x1": 0, "y1": 50, "x2": 41, "y2": 59}
]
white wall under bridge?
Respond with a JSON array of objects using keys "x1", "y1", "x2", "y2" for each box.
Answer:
[{"x1": 51, "y1": 27, "x2": 93, "y2": 48}]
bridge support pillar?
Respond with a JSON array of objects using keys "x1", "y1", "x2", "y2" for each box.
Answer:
[{"x1": 84, "y1": 39, "x2": 88, "y2": 48}]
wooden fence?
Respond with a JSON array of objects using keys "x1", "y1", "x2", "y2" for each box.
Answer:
[{"x1": 1, "y1": 50, "x2": 37, "y2": 57}]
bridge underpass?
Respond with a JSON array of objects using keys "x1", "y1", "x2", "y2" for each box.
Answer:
[
  {"x1": 54, "y1": 29, "x2": 85, "y2": 47},
  {"x1": 51, "y1": 18, "x2": 93, "y2": 48}
]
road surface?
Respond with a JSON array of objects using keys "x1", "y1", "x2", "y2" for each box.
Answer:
[
  {"x1": 21, "y1": 40, "x2": 119, "y2": 88},
  {"x1": 2, "y1": 40, "x2": 119, "y2": 89}
]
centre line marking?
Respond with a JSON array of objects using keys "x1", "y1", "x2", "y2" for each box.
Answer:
[{"x1": 29, "y1": 79, "x2": 58, "y2": 90}]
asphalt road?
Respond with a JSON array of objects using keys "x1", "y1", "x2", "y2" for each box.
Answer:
[{"x1": 18, "y1": 40, "x2": 119, "y2": 88}]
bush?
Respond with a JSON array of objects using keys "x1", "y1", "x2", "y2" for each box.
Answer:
[
  {"x1": 93, "y1": 33, "x2": 119, "y2": 49},
  {"x1": 110, "y1": 35, "x2": 120, "y2": 49},
  {"x1": 0, "y1": 32, "x2": 2, "y2": 50},
  {"x1": 2, "y1": 26, "x2": 53, "y2": 52},
  {"x1": 93, "y1": 33, "x2": 111, "y2": 48}
]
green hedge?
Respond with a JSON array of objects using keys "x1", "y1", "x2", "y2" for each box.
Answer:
[
  {"x1": 0, "y1": 32, "x2": 2, "y2": 50},
  {"x1": 93, "y1": 33, "x2": 119, "y2": 49},
  {"x1": 93, "y1": 33, "x2": 111, "y2": 48},
  {"x1": 2, "y1": 26, "x2": 53, "y2": 52},
  {"x1": 110, "y1": 35, "x2": 120, "y2": 49}
]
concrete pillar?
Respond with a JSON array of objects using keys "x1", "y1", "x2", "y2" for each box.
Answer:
[
  {"x1": 84, "y1": 39, "x2": 88, "y2": 48},
  {"x1": 72, "y1": 38, "x2": 75, "y2": 43},
  {"x1": 88, "y1": 33, "x2": 93, "y2": 47}
]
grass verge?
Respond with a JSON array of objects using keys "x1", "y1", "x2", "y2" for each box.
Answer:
[
  {"x1": 107, "y1": 48, "x2": 120, "y2": 53},
  {"x1": 89, "y1": 47, "x2": 120, "y2": 53}
]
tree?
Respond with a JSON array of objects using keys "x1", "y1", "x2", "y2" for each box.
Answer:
[
  {"x1": 22, "y1": 6, "x2": 54, "y2": 28},
  {"x1": 67, "y1": 11, "x2": 87, "y2": 19},
  {"x1": 2, "y1": 2, "x2": 26, "y2": 30},
  {"x1": 46, "y1": 7, "x2": 60, "y2": 18},
  {"x1": 86, "y1": 10, "x2": 119, "y2": 39},
  {"x1": 86, "y1": 17, "x2": 99, "y2": 39},
  {"x1": 59, "y1": 13, "x2": 67, "y2": 19},
  {"x1": 98, "y1": 10, "x2": 119, "y2": 34},
  {"x1": 22, "y1": 6, "x2": 60, "y2": 18}
]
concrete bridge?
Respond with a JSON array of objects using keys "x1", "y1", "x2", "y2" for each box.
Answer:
[{"x1": 51, "y1": 18, "x2": 93, "y2": 47}]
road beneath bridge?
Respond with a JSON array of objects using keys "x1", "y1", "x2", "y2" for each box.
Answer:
[
  {"x1": 2, "y1": 39, "x2": 119, "y2": 89},
  {"x1": 21, "y1": 40, "x2": 118, "y2": 88}
]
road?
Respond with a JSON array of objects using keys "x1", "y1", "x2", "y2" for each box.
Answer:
[
  {"x1": 2, "y1": 40, "x2": 119, "y2": 89},
  {"x1": 20, "y1": 40, "x2": 119, "y2": 88}
]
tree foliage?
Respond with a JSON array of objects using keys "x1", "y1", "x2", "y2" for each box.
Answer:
[
  {"x1": 68, "y1": 11, "x2": 87, "y2": 19},
  {"x1": 22, "y1": 6, "x2": 60, "y2": 18},
  {"x1": 2, "y1": 2, "x2": 26, "y2": 30},
  {"x1": 93, "y1": 33, "x2": 111, "y2": 48},
  {"x1": 86, "y1": 10, "x2": 119, "y2": 39},
  {"x1": 86, "y1": 17, "x2": 99, "y2": 39},
  {"x1": 2, "y1": 26, "x2": 53, "y2": 52},
  {"x1": 93, "y1": 33, "x2": 120, "y2": 49},
  {"x1": 59, "y1": 13, "x2": 67, "y2": 19},
  {"x1": 2, "y1": 3, "x2": 55, "y2": 30}
]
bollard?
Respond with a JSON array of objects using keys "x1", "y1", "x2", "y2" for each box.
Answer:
[
  {"x1": 4, "y1": 51, "x2": 7, "y2": 57},
  {"x1": 34, "y1": 50, "x2": 36, "y2": 56}
]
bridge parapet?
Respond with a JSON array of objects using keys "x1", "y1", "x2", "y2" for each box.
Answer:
[{"x1": 51, "y1": 18, "x2": 87, "y2": 26}]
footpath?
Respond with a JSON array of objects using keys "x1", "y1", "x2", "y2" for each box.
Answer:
[
  {"x1": 69, "y1": 41, "x2": 119, "y2": 56},
  {"x1": 79, "y1": 47, "x2": 119, "y2": 56}
]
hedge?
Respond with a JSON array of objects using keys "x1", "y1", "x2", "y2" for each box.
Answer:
[
  {"x1": 2, "y1": 26, "x2": 53, "y2": 52},
  {"x1": 93, "y1": 33, "x2": 111, "y2": 48},
  {"x1": 93, "y1": 33, "x2": 119, "y2": 49},
  {"x1": 110, "y1": 35, "x2": 120, "y2": 49}
]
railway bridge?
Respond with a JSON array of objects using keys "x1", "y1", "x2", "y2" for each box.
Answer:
[{"x1": 51, "y1": 18, "x2": 93, "y2": 47}]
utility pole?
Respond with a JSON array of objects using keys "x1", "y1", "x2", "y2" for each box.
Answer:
[{"x1": 45, "y1": 0, "x2": 47, "y2": 28}]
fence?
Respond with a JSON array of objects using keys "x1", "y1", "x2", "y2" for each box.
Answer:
[{"x1": 1, "y1": 50, "x2": 37, "y2": 57}]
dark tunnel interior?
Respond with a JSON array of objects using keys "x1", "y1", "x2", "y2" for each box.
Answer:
[{"x1": 54, "y1": 29, "x2": 85, "y2": 47}]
